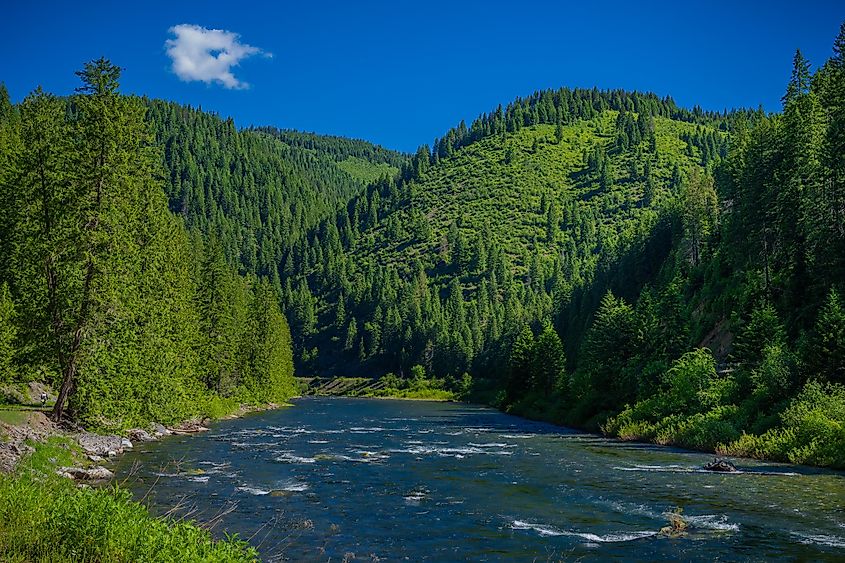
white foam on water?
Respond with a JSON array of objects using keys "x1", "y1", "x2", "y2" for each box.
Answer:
[
  {"x1": 511, "y1": 520, "x2": 564, "y2": 536},
  {"x1": 231, "y1": 441, "x2": 278, "y2": 448},
  {"x1": 390, "y1": 443, "x2": 518, "y2": 458},
  {"x1": 331, "y1": 454, "x2": 372, "y2": 463},
  {"x1": 404, "y1": 487, "x2": 429, "y2": 505},
  {"x1": 468, "y1": 442, "x2": 516, "y2": 448},
  {"x1": 404, "y1": 493, "x2": 427, "y2": 504},
  {"x1": 613, "y1": 465, "x2": 698, "y2": 473},
  {"x1": 187, "y1": 476, "x2": 209, "y2": 483},
  {"x1": 307, "y1": 439, "x2": 329, "y2": 444},
  {"x1": 366, "y1": 452, "x2": 390, "y2": 461},
  {"x1": 269, "y1": 425, "x2": 349, "y2": 435},
  {"x1": 274, "y1": 452, "x2": 317, "y2": 464},
  {"x1": 511, "y1": 520, "x2": 656, "y2": 542},
  {"x1": 500, "y1": 434, "x2": 535, "y2": 439},
  {"x1": 275, "y1": 480, "x2": 309, "y2": 492},
  {"x1": 236, "y1": 485, "x2": 271, "y2": 496},
  {"x1": 681, "y1": 514, "x2": 740, "y2": 532},
  {"x1": 350, "y1": 426, "x2": 386, "y2": 432},
  {"x1": 791, "y1": 532, "x2": 845, "y2": 549},
  {"x1": 198, "y1": 461, "x2": 230, "y2": 467}
]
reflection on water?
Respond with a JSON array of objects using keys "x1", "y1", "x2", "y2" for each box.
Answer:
[{"x1": 115, "y1": 397, "x2": 845, "y2": 561}]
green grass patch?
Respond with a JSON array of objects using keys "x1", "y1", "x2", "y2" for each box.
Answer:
[
  {"x1": 0, "y1": 438, "x2": 258, "y2": 562},
  {"x1": 336, "y1": 156, "x2": 398, "y2": 185},
  {"x1": 0, "y1": 408, "x2": 30, "y2": 426}
]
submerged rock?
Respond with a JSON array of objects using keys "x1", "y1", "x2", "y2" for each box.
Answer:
[
  {"x1": 659, "y1": 507, "x2": 689, "y2": 538},
  {"x1": 703, "y1": 458, "x2": 738, "y2": 473}
]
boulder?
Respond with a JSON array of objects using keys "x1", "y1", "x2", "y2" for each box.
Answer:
[
  {"x1": 128, "y1": 428, "x2": 155, "y2": 442},
  {"x1": 703, "y1": 458, "x2": 738, "y2": 472},
  {"x1": 78, "y1": 433, "x2": 124, "y2": 456},
  {"x1": 57, "y1": 465, "x2": 114, "y2": 481},
  {"x1": 150, "y1": 423, "x2": 171, "y2": 437}
]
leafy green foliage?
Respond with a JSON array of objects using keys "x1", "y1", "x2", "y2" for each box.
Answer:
[{"x1": 723, "y1": 380, "x2": 845, "y2": 467}]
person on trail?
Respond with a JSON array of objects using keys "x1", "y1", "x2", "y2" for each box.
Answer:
[{"x1": 40, "y1": 392, "x2": 47, "y2": 407}]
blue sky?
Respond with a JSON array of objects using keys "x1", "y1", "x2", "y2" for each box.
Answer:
[{"x1": 1, "y1": 1, "x2": 841, "y2": 152}]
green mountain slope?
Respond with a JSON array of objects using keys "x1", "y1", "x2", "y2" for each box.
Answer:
[
  {"x1": 284, "y1": 92, "x2": 729, "y2": 380},
  {"x1": 144, "y1": 101, "x2": 406, "y2": 278},
  {"x1": 254, "y1": 128, "x2": 404, "y2": 184}
]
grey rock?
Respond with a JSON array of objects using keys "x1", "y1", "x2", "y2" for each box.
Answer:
[
  {"x1": 703, "y1": 458, "x2": 738, "y2": 472},
  {"x1": 150, "y1": 423, "x2": 170, "y2": 437},
  {"x1": 57, "y1": 465, "x2": 114, "y2": 481},
  {"x1": 128, "y1": 428, "x2": 155, "y2": 442},
  {"x1": 78, "y1": 433, "x2": 124, "y2": 456},
  {"x1": 120, "y1": 437, "x2": 133, "y2": 449}
]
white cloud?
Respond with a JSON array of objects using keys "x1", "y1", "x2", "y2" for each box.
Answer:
[{"x1": 165, "y1": 24, "x2": 269, "y2": 89}]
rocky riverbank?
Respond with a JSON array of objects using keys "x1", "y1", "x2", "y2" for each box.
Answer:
[{"x1": 0, "y1": 389, "x2": 285, "y2": 482}]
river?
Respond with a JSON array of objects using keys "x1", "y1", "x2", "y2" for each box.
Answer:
[{"x1": 115, "y1": 397, "x2": 845, "y2": 561}]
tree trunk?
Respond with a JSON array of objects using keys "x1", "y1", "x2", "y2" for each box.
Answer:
[{"x1": 50, "y1": 259, "x2": 95, "y2": 422}]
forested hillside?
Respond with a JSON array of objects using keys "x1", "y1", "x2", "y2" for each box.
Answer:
[
  {"x1": 582, "y1": 35, "x2": 845, "y2": 468},
  {"x1": 0, "y1": 61, "x2": 296, "y2": 430},
  {"x1": 145, "y1": 102, "x2": 404, "y2": 279},
  {"x1": 281, "y1": 88, "x2": 731, "y2": 377}
]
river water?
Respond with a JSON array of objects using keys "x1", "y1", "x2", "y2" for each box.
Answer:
[{"x1": 115, "y1": 397, "x2": 845, "y2": 561}]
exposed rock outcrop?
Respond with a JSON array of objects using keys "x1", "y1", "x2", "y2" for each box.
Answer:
[
  {"x1": 77, "y1": 433, "x2": 131, "y2": 457},
  {"x1": 57, "y1": 465, "x2": 114, "y2": 481}
]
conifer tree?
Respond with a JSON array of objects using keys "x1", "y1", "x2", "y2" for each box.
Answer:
[
  {"x1": 0, "y1": 283, "x2": 16, "y2": 384},
  {"x1": 806, "y1": 289, "x2": 845, "y2": 384}
]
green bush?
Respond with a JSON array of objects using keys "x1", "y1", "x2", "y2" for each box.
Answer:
[
  {"x1": 723, "y1": 381, "x2": 845, "y2": 468},
  {"x1": 662, "y1": 348, "x2": 724, "y2": 414}
]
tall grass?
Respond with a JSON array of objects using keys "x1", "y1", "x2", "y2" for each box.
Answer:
[{"x1": 0, "y1": 438, "x2": 258, "y2": 562}]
